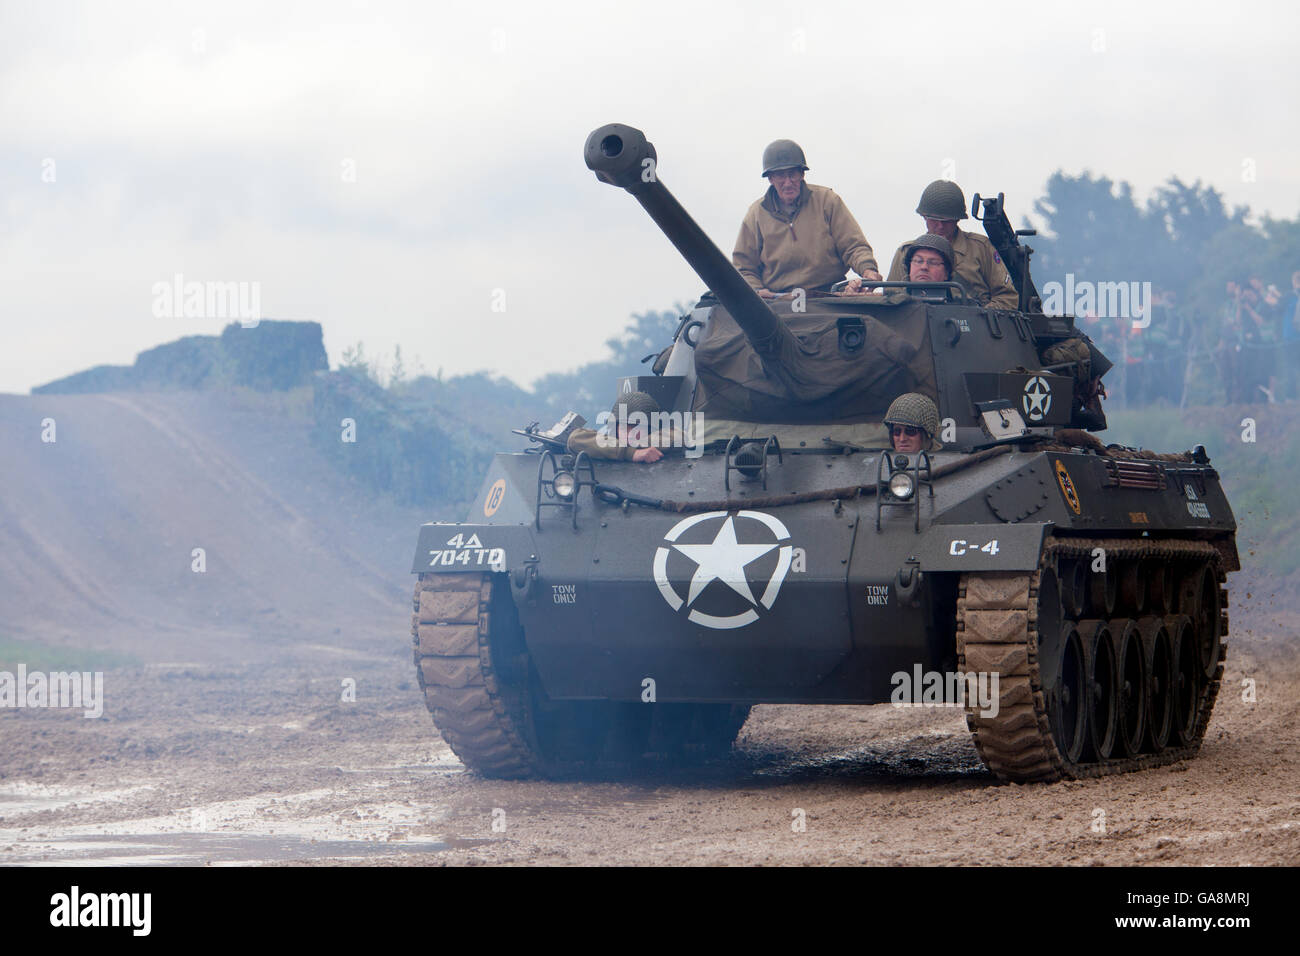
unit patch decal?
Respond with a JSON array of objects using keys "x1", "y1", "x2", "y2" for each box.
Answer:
[
  {"x1": 1055, "y1": 460, "x2": 1081, "y2": 514},
  {"x1": 483, "y1": 479, "x2": 507, "y2": 517},
  {"x1": 1022, "y1": 376, "x2": 1053, "y2": 421},
  {"x1": 653, "y1": 510, "x2": 793, "y2": 630}
]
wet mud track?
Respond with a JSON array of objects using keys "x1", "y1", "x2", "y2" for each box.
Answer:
[{"x1": 3, "y1": 640, "x2": 1297, "y2": 866}]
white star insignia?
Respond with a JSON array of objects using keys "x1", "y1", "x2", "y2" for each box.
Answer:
[
  {"x1": 1023, "y1": 377, "x2": 1052, "y2": 419},
  {"x1": 672, "y1": 516, "x2": 777, "y2": 608}
]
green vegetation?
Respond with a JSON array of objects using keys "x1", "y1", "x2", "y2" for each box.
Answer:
[
  {"x1": 312, "y1": 369, "x2": 492, "y2": 511},
  {"x1": 0, "y1": 637, "x2": 140, "y2": 673},
  {"x1": 317, "y1": 310, "x2": 684, "y2": 515},
  {"x1": 1032, "y1": 173, "x2": 1300, "y2": 330}
]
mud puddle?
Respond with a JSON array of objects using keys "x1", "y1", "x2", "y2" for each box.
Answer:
[
  {"x1": 1, "y1": 831, "x2": 480, "y2": 866},
  {"x1": 0, "y1": 783, "x2": 481, "y2": 866}
]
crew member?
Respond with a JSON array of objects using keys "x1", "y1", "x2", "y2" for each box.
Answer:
[
  {"x1": 733, "y1": 139, "x2": 882, "y2": 298},
  {"x1": 567, "y1": 391, "x2": 668, "y2": 463},
  {"x1": 886, "y1": 180, "x2": 1019, "y2": 310},
  {"x1": 884, "y1": 392, "x2": 942, "y2": 453},
  {"x1": 901, "y1": 233, "x2": 956, "y2": 284}
]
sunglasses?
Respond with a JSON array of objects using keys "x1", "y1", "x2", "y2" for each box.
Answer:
[{"x1": 891, "y1": 426, "x2": 922, "y2": 437}]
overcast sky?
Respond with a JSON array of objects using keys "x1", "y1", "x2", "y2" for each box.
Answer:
[{"x1": 3, "y1": 0, "x2": 1297, "y2": 395}]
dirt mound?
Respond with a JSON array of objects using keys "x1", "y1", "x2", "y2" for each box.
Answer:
[{"x1": 0, "y1": 390, "x2": 434, "y2": 664}]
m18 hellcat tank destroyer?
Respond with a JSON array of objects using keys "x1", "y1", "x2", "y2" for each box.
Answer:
[{"x1": 410, "y1": 123, "x2": 1237, "y2": 783}]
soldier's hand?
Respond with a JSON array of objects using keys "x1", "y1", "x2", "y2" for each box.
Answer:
[
  {"x1": 632, "y1": 447, "x2": 664, "y2": 463},
  {"x1": 862, "y1": 270, "x2": 883, "y2": 282},
  {"x1": 756, "y1": 287, "x2": 778, "y2": 299},
  {"x1": 840, "y1": 278, "x2": 865, "y2": 295}
]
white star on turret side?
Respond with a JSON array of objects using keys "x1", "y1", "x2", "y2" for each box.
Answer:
[
  {"x1": 1024, "y1": 377, "x2": 1051, "y2": 419},
  {"x1": 672, "y1": 516, "x2": 777, "y2": 607}
]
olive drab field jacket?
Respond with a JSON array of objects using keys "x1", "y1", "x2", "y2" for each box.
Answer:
[{"x1": 732, "y1": 183, "x2": 880, "y2": 294}]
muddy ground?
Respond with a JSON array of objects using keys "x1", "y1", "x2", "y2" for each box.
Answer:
[{"x1": 3, "y1": 626, "x2": 1297, "y2": 867}]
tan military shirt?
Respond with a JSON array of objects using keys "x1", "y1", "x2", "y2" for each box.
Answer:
[
  {"x1": 887, "y1": 228, "x2": 1019, "y2": 310},
  {"x1": 733, "y1": 183, "x2": 879, "y2": 294},
  {"x1": 567, "y1": 428, "x2": 636, "y2": 461},
  {"x1": 566, "y1": 426, "x2": 686, "y2": 461}
]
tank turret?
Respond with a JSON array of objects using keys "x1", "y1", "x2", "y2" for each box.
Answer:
[{"x1": 586, "y1": 123, "x2": 1130, "y2": 441}]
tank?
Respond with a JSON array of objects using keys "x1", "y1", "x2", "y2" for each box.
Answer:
[{"x1": 409, "y1": 123, "x2": 1238, "y2": 782}]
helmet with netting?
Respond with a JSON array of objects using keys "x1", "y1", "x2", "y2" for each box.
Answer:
[
  {"x1": 611, "y1": 390, "x2": 661, "y2": 420},
  {"x1": 883, "y1": 392, "x2": 942, "y2": 449}
]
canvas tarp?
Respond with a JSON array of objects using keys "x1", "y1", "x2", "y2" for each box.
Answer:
[{"x1": 692, "y1": 295, "x2": 938, "y2": 424}]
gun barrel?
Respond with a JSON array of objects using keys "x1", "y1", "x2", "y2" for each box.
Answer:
[{"x1": 584, "y1": 124, "x2": 786, "y2": 353}]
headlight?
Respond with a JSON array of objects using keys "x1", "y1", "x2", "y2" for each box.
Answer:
[
  {"x1": 552, "y1": 471, "x2": 577, "y2": 500},
  {"x1": 888, "y1": 472, "x2": 915, "y2": 500}
]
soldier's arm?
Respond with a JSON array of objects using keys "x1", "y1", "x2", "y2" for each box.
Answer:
[
  {"x1": 732, "y1": 207, "x2": 767, "y2": 291},
  {"x1": 886, "y1": 246, "x2": 907, "y2": 282},
  {"x1": 824, "y1": 190, "x2": 880, "y2": 279},
  {"x1": 983, "y1": 242, "x2": 1020, "y2": 310},
  {"x1": 567, "y1": 428, "x2": 635, "y2": 461}
]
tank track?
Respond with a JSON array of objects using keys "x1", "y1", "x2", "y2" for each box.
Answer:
[
  {"x1": 413, "y1": 572, "x2": 538, "y2": 778},
  {"x1": 413, "y1": 571, "x2": 751, "y2": 777},
  {"x1": 956, "y1": 536, "x2": 1227, "y2": 782}
]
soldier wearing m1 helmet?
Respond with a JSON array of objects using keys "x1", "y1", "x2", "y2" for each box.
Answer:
[
  {"x1": 883, "y1": 392, "x2": 942, "y2": 453},
  {"x1": 567, "y1": 390, "x2": 670, "y2": 463},
  {"x1": 733, "y1": 139, "x2": 882, "y2": 298},
  {"x1": 902, "y1": 233, "x2": 956, "y2": 284},
  {"x1": 887, "y1": 180, "x2": 1019, "y2": 310}
]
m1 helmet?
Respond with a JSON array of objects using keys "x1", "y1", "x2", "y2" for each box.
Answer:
[
  {"x1": 916, "y1": 179, "x2": 968, "y2": 221},
  {"x1": 611, "y1": 390, "x2": 661, "y2": 419},
  {"x1": 761, "y1": 140, "x2": 809, "y2": 177},
  {"x1": 902, "y1": 233, "x2": 955, "y2": 276},
  {"x1": 883, "y1": 392, "x2": 942, "y2": 449}
]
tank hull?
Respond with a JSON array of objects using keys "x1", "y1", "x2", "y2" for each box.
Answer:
[{"x1": 412, "y1": 446, "x2": 1235, "y2": 707}]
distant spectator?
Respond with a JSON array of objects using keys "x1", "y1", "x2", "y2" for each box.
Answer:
[
  {"x1": 1250, "y1": 276, "x2": 1284, "y2": 325},
  {"x1": 1221, "y1": 280, "x2": 1275, "y2": 403},
  {"x1": 1283, "y1": 271, "x2": 1300, "y2": 401},
  {"x1": 1140, "y1": 289, "x2": 1187, "y2": 406},
  {"x1": 1219, "y1": 281, "x2": 1245, "y2": 404}
]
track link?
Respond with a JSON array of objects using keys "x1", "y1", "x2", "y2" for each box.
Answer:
[
  {"x1": 412, "y1": 572, "x2": 537, "y2": 778},
  {"x1": 956, "y1": 537, "x2": 1227, "y2": 782}
]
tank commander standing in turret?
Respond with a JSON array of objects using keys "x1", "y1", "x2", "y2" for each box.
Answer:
[
  {"x1": 887, "y1": 181, "x2": 1019, "y2": 310},
  {"x1": 733, "y1": 139, "x2": 882, "y2": 298}
]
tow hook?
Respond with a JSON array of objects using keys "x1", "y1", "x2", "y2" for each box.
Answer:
[
  {"x1": 896, "y1": 559, "x2": 923, "y2": 606},
  {"x1": 512, "y1": 557, "x2": 539, "y2": 605}
]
